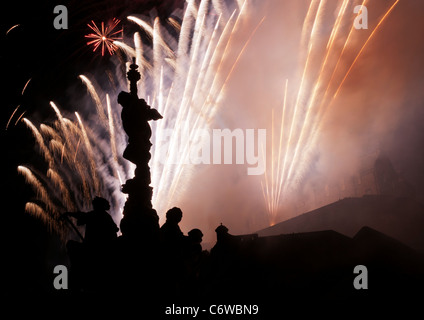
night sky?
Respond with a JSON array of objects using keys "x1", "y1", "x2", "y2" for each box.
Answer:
[{"x1": 2, "y1": 0, "x2": 424, "y2": 296}]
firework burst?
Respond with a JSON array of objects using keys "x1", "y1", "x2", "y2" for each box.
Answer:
[{"x1": 85, "y1": 18, "x2": 123, "y2": 56}]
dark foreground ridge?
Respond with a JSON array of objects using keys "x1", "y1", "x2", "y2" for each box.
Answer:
[{"x1": 61, "y1": 204, "x2": 424, "y2": 313}]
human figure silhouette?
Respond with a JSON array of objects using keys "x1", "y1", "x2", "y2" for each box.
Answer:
[
  {"x1": 159, "y1": 207, "x2": 186, "y2": 295},
  {"x1": 63, "y1": 197, "x2": 119, "y2": 291},
  {"x1": 160, "y1": 207, "x2": 184, "y2": 245},
  {"x1": 186, "y1": 228, "x2": 204, "y2": 257},
  {"x1": 64, "y1": 197, "x2": 119, "y2": 246}
]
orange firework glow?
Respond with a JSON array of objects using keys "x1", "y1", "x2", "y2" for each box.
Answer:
[{"x1": 85, "y1": 18, "x2": 123, "y2": 56}]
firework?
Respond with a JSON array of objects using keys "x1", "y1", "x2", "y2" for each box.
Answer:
[
  {"x1": 21, "y1": 78, "x2": 32, "y2": 95},
  {"x1": 22, "y1": 118, "x2": 53, "y2": 165},
  {"x1": 18, "y1": 166, "x2": 57, "y2": 214},
  {"x1": 6, "y1": 24, "x2": 20, "y2": 35},
  {"x1": 79, "y1": 75, "x2": 108, "y2": 125},
  {"x1": 261, "y1": 0, "x2": 401, "y2": 224},
  {"x1": 6, "y1": 105, "x2": 20, "y2": 130},
  {"x1": 19, "y1": 0, "x2": 401, "y2": 239},
  {"x1": 85, "y1": 18, "x2": 123, "y2": 56}
]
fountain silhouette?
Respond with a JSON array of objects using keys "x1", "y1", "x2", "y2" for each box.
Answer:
[{"x1": 118, "y1": 57, "x2": 163, "y2": 242}]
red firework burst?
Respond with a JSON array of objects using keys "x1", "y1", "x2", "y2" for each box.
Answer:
[{"x1": 85, "y1": 18, "x2": 123, "y2": 56}]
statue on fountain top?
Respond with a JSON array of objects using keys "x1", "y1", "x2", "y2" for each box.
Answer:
[
  {"x1": 117, "y1": 57, "x2": 162, "y2": 241},
  {"x1": 117, "y1": 58, "x2": 163, "y2": 165}
]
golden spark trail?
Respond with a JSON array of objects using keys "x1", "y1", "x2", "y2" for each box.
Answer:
[
  {"x1": 333, "y1": 0, "x2": 400, "y2": 99},
  {"x1": 6, "y1": 105, "x2": 20, "y2": 130},
  {"x1": 294, "y1": 0, "x2": 368, "y2": 175},
  {"x1": 286, "y1": 0, "x2": 348, "y2": 184},
  {"x1": 275, "y1": 80, "x2": 288, "y2": 212},
  {"x1": 169, "y1": 1, "x2": 209, "y2": 140},
  {"x1": 327, "y1": 0, "x2": 350, "y2": 50},
  {"x1": 50, "y1": 101, "x2": 74, "y2": 151},
  {"x1": 183, "y1": 0, "x2": 209, "y2": 108},
  {"x1": 189, "y1": 14, "x2": 222, "y2": 110},
  {"x1": 21, "y1": 78, "x2": 31, "y2": 95},
  {"x1": 49, "y1": 139, "x2": 64, "y2": 157},
  {"x1": 212, "y1": 16, "x2": 266, "y2": 118},
  {"x1": 207, "y1": 1, "x2": 247, "y2": 101},
  {"x1": 114, "y1": 41, "x2": 136, "y2": 57},
  {"x1": 167, "y1": 17, "x2": 181, "y2": 32},
  {"x1": 162, "y1": 16, "x2": 222, "y2": 193},
  {"x1": 300, "y1": 0, "x2": 319, "y2": 50},
  {"x1": 305, "y1": 0, "x2": 399, "y2": 159},
  {"x1": 168, "y1": 6, "x2": 244, "y2": 203},
  {"x1": 79, "y1": 75, "x2": 108, "y2": 126},
  {"x1": 47, "y1": 168, "x2": 75, "y2": 211},
  {"x1": 153, "y1": 16, "x2": 175, "y2": 59},
  {"x1": 40, "y1": 124, "x2": 61, "y2": 141},
  {"x1": 163, "y1": 10, "x2": 236, "y2": 204},
  {"x1": 60, "y1": 143, "x2": 66, "y2": 164},
  {"x1": 293, "y1": 0, "x2": 399, "y2": 188},
  {"x1": 23, "y1": 118, "x2": 53, "y2": 165},
  {"x1": 235, "y1": 0, "x2": 245, "y2": 11},
  {"x1": 74, "y1": 138, "x2": 81, "y2": 162},
  {"x1": 281, "y1": 0, "x2": 325, "y2": 191},
  {"x1": 18, "y1": 166, "x2": 57, "y2": 213},
  {"x1": 75, "y1": 111, "x2": 100, "y2": 193},
  {"x1": 25, "y1": 202, "x2": 57, "y2": 234},
  {"x1": 175, "y1": 1, "x2": 209, "y2": 151},
  {"x1": 317, "y1": 0, "x2": 368, "y2": 116},
  {"x1": 196, "y1": 9, "x2": 236, "y2": 100},
  {"x1": 176, "y1": 0, "x2": 196, "y2": 74},
  {"x1": 14, "y1": 111, "x2": 26, "y2": 126},
  {"x1": 168, "y1": 2, "x2": 257, "y2": 204},
  {"x1": 127, "y1": 16, "x2": 154, "y2": 38},
  {"x1": 6, "y1": 24, "x2": 20, "y2": 35},
  {"x1": 173, "y1": 13, "x2": 225, "y2": 181}
]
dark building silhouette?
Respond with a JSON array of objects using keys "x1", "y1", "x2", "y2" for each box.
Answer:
[
  {"x1": 297, "y1": 151, "x2": 416, "y2": 214},
  {"x1": 258, "y1": 195, "x2": 424, "y2": 253}
]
